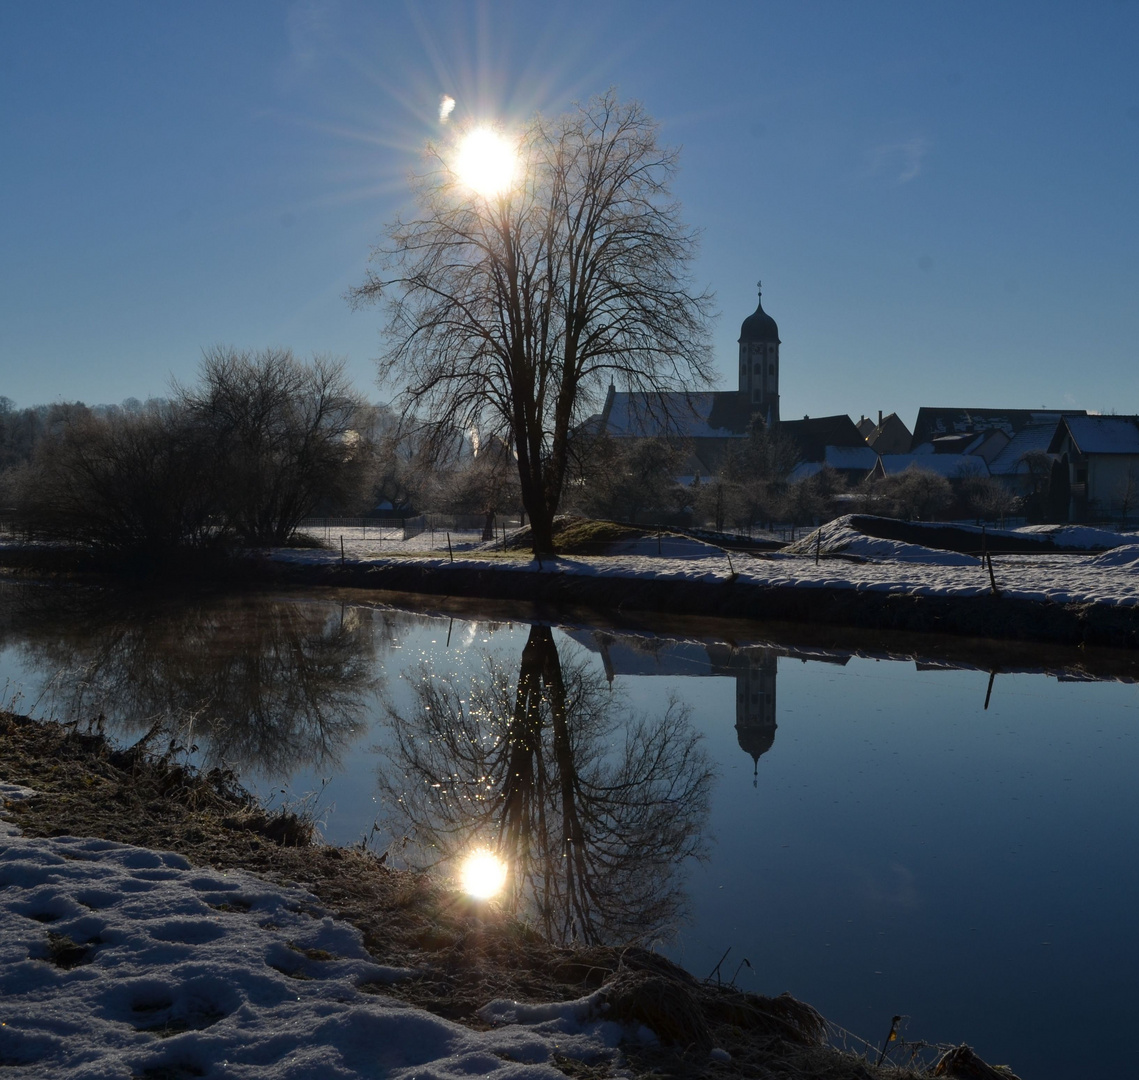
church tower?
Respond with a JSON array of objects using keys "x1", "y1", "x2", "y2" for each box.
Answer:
[{"x1": 738, "y1": 282, "x2": 780, "y2": 424}]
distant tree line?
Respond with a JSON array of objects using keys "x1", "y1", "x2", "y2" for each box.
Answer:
[
  {"x1": 1, "y1": 353, "x2": 1030, "y2": 562},
  {"x1": 2, "y1": 349, "x2": 369, "y2": 557}
]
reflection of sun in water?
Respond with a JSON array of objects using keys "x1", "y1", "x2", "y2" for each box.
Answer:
[
  {"x1": 454, "y1": 128, "x2": 516, "y2": 197},
  {"x1": 460, "y1": 849, "x2": 507, "y2": 899}
]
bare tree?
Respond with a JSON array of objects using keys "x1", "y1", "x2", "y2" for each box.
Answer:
[
  {"x1": 13, "y1": 402, "x2": 217, "y2": 553},
  {"x1": 351, "y1": 92, "x2": 714, "y2": 557},
  {"x1": 878, "y1": 466, "x2": 954, "y2": 521},
  {"x1": 438, "y1": 434, "x2": 522, "y2": 539},
  {"x1": 180, "y1": 348, "x2": 365, "y2": 546},
  {"x1": 571, "y1": 434, "x2": 687, "y2": 524},
  {"x1": 959, "y1": 465, "x2": 1018, "y2": 525}
]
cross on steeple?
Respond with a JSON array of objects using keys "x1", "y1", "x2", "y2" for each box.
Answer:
[{"x1": 756, "y1": 279, "x2": 762, "y2": 298}]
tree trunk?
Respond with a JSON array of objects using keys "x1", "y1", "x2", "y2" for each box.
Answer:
[{"x1": 528, "y1": 503, "x2": 557, "y2": 558}]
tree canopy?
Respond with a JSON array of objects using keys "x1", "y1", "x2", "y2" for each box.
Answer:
[{"x1": 351, "y1": 91, "x2": 713, "y2": 555}]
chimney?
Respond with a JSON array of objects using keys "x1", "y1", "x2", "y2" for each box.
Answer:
[{"x1": 878, "y1": 410, "x2": 883, "y2": 427}]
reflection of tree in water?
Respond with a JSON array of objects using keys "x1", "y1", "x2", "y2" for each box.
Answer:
[
  {"x1": 3, "y1": 585, "x2": 380, "y2": 777},
  {"x1": 378, "y1": 625, "x2": 714, "y2": 946}
]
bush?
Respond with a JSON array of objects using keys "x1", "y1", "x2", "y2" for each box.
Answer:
[
  {"x1": 13, "y1": 403, "x2": 217, "y2": 553},
  {"x1": 181, "y1": 348, "x2": 366, "y2": 546}
]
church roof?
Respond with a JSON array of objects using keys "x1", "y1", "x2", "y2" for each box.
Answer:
[
  {"x1": 601, "y1": 390, "x2": 755, "y2": 439},
  {"x1": 738, "y1": 290, "x2": 780, "y2": 344}
]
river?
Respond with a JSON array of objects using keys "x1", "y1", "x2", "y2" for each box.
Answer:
[{"x1": 1, "y1": 580, "x2": 1136, "y2": 1078}]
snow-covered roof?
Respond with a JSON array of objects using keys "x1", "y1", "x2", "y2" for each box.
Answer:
[
  {"x1": 603, "y1": 391, "x2": 753, "y2": 439},
  {"x1": 876, "y1": 454, "x2": 989, "y2": 478},
  {"x1": 988, "y1": 422, "x2": 1062, "y2": 476},
  {"x1": 825, "y1": 445, "x2": 879, "y2": 471},
  {"x1": 787, "y1": 460, "x2": 823, "y2": 482},
  {"x1": 1056, "y1": 415, "x2": 1139, "y2": 455},
  {"x1": 787, "y1": 445, "x2": 878, "y2": 482},
  {"x1": 912, "y1": 407, "x2": 1085, "y2": 446}
]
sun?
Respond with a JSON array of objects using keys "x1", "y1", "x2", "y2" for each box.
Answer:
[
  {"x1": 459, "y1": 849, "x2": 508, "y2": 899},
  {"x1": 453, "y1": 128, "x2": 517, "y2": 198}
]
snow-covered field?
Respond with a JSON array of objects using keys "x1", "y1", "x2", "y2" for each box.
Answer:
[
  {"x1": 297, "y1": 525, "x2": 491, "y2": 559},
  {"x1": 0, "y1": 784, "x2": 654, "y2": 1080},
  {"x1": 283, "y1": 519, "x2": 1139, "y2": 609}
]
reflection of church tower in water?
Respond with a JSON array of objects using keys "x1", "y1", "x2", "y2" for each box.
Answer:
[{"x1": 733, "y1": 649, "x2": 778, "y2": 784}]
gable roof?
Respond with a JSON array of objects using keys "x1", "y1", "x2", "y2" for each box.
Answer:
[
  {"x1": 987, "y1": 422, "x2": 1062, "y2": 477},
  {"x1": 1049, "y1": 415, "x2": 1139, "y2": 456},
  {"x1": 788, "y1": 444, "x2": 879, "y2": 482},
  {"x1": 867, "y1": 412, "x2": 912, "y2": 455}
]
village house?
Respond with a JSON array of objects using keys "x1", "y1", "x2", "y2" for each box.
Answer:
[
  {"x1": 1047, "y1": 415, "x2": 1139, "y2": 523},
  {"x1": 583, "y1": 284, "x2": 1137, "y2": 526}
]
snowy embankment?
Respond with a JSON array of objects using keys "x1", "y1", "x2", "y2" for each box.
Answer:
[
  {"x1": 0, "y1": 783, "x2": 647, "y2": 1080},
  {"x1": 272, "y1": 517, "x2": 1139, "y2": 647}
]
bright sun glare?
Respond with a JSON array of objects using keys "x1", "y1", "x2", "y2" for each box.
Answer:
[
  {"x1": 454, "y1": 128, "x2": 517, "y2": 198},
  {"x1": 460, "y1": 849, "x2": 508, "y2": 899}
]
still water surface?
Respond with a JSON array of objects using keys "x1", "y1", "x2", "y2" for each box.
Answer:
[{"x1": 1, "y1": 581, "x2": 1137, "y2": 1078}]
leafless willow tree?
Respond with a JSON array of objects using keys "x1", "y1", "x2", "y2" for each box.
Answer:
[{"x1": 350, "y1": 92, "x2": 714, "y2": 556}]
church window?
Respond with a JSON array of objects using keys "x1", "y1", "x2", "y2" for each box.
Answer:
[
  {"x1": 754, "y1": 362, "x2": 762, "y2": 374},
  {"x1": 769, "y1": 363, "x2": 775, "y2": 375}
]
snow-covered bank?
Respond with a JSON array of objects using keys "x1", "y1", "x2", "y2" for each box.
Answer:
[
  {"x1": 264, "y1": 517, "x2": 1139, "y2": 648},
  {"x1": 0, "y1": 783, "x2": 646, "y2": 1080}
]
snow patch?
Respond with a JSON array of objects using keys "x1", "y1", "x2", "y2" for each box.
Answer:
[
  {"x1": 0, "y1": 827, "x2": 640, "y2": 1079},
  {"x1": 1089, "y1": 544, "x2": 1139, "y2": 569},
  {"x1": 783, "y1": 520, "x2": 980, "y2": 567}
]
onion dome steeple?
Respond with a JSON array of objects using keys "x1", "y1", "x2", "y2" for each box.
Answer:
[
  {"x1": 738, "y1": 282, "x2": 780, "y2": 345},
  {"x1": 737, "y1": 280, "x2": 780, "y2": 423}
]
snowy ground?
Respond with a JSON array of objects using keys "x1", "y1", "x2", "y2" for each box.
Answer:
[
  {"x1": 284, "y1": 518, "x2": 1139, "y2": 609},
  {"x1": 0, "y1": 784, "x2": 656, "y2": 1080},
  {"x1": 297, "y1": 525, "x2": 491, "y2": 559}
]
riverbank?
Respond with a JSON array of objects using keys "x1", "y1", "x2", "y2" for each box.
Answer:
[
  {"x1": 0, "y1": 710, "x2": 991, "y2": 1080},
  {"x1": 258, "y1": 543, "x2": 1139, "y2": 650},
  {"x1": 4, "y1": 514, "x2": 1137, "y2": 649}
]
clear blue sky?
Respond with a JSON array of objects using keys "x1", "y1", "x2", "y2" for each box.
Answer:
[{"x1": 2, "y1": 1, "x2": 1137, "y2": 429}]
